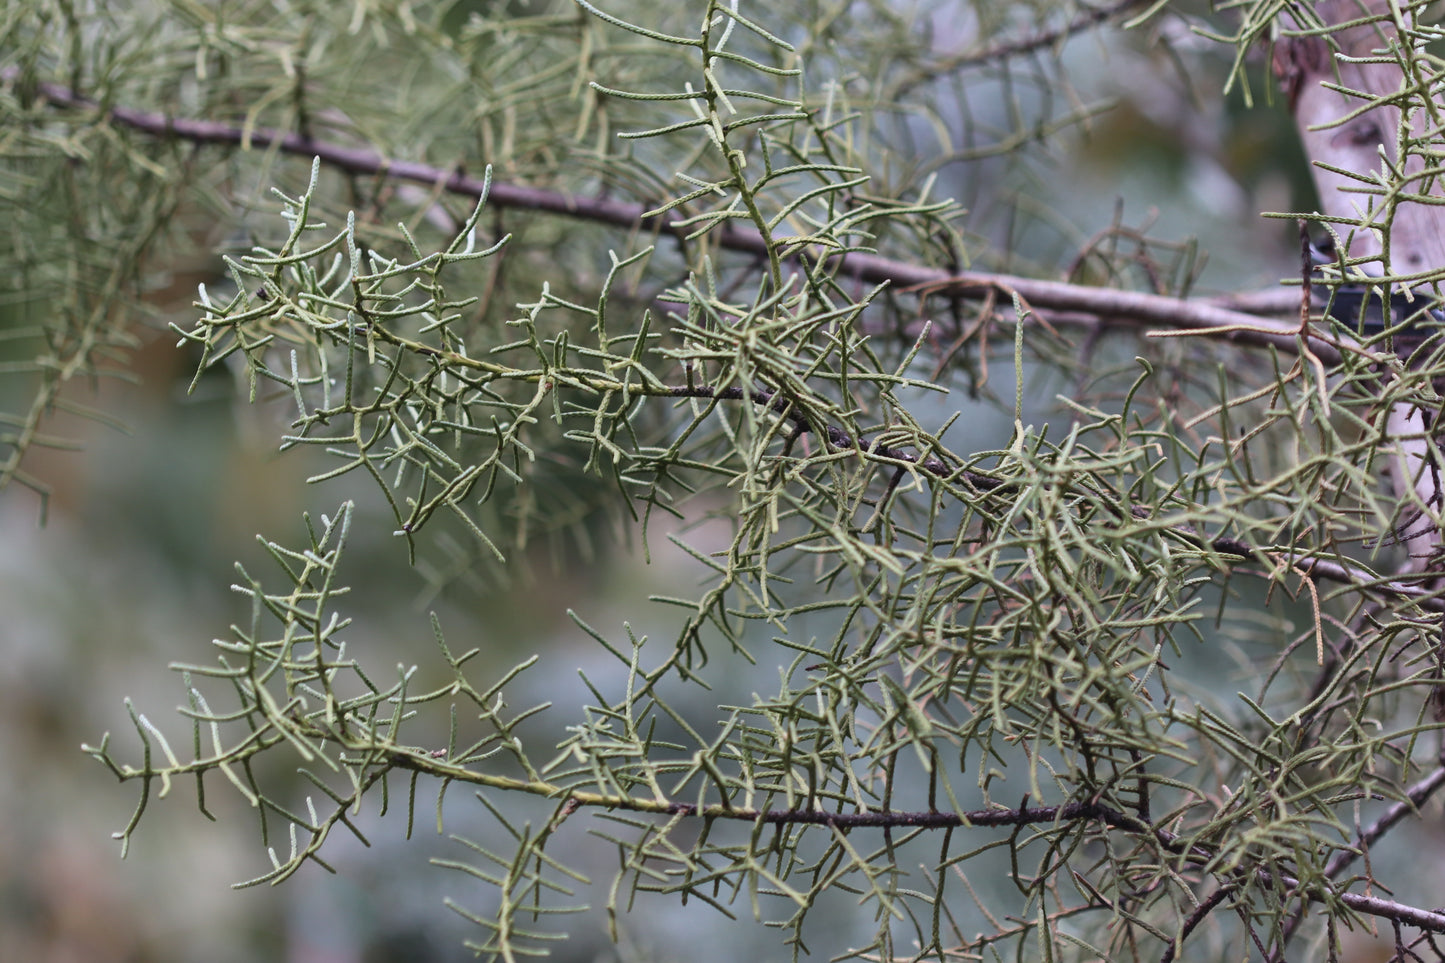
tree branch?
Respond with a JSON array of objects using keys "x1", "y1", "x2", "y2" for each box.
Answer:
[
  {"x1": 16, "y1": 74, "x2": 1348, "y2": 360},
  {"x1": 379, "y1": 746, "x2": 1445, "y2": 936}
]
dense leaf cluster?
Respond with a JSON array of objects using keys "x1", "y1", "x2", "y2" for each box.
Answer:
[{"x1": 6, "y1": 1, "x2": 1445, "y2": 961}]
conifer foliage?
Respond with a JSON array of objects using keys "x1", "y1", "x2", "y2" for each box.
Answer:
[{"x1": 4, "y1": 1, "x2": 1445, "y2": 960}]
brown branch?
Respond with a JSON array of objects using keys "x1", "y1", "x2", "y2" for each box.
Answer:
[
  {"x1": 1232, "y1": 544, "x2": 1445, "y2": 614},
  {"x1": 670, "y1": 797, "x2": 1142, "y2": 830},
  {"x1": 904, "y1": 270, "x2": 1346, "y2": 363},
  {"x1": 393, "y1": 740, "x2": 1445, "y2": 938},
  {"x1": 680, "y1": 797, "x2": 1445, "y2": 937},
  {"x1": 16, "y1": 69, "x2": 1411, "y2": 611},
  {"x1": 16, "y1": 74, "x2": 1345, "y2": 359}
]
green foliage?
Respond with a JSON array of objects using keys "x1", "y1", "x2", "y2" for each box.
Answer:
[{"x1": 5, "y1": 0, "x2": 1445, "y2": 961}]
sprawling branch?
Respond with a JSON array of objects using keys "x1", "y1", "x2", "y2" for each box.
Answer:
[
  {"x1": 39, "y1": 3, "x2": 1445, "y2": 959},
  {"x1": 18, "y1": 75, "x2": 1345, "y2": 360},
  {"x1": 351, "y1": 746, "x2": 1445, "y2": 936},
  {"x1": 95, "y1": 723, "x2": 1445, "y2": 936},
  {"x1": 23, "y1": 71, "x2": 1435, "y2": 704}
]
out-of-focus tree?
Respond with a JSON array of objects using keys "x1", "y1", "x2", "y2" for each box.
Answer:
[{"x1": 5, "y1": 1, "x2": 1445, "y2": 961}]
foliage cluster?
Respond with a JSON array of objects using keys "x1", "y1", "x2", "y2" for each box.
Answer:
[{"x1": 5, "y1": 1, "x2": 1445, "y2": 961}]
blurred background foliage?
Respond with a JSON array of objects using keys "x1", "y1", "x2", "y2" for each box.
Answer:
[{"x1": 0, "y1": 0, "x2": 1383, "y2": 961}]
